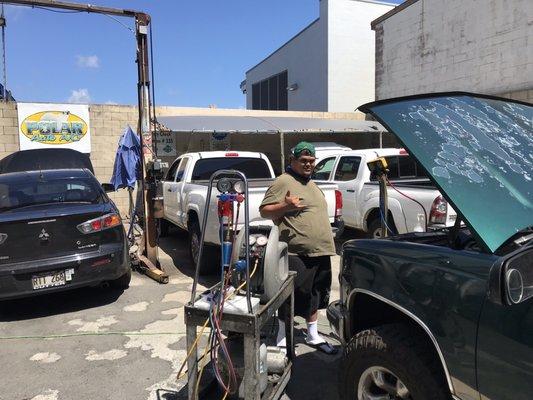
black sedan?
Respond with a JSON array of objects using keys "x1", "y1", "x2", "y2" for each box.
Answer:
[{"x1": 0, "y1": 168, "x2": 131, "y2": 300}]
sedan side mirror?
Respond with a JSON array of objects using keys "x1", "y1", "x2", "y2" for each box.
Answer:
[{"x1": 102, "y1": 183, "x2": 115, "y2": 193}]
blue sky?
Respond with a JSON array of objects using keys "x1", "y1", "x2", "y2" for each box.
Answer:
[{"x1": 5, "y1": 1, "x2": 402, "y2": 108}]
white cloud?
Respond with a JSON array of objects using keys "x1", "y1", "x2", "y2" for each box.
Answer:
[
  {"x1": 105, "y1": 100, "x2": 118, "y2": 105},
  {"x1": 68, "y1": 88, "x2": 91, "y2": 104},
  {"x1": 76, "y1": 55, "x2": 100, "y2": 69}
]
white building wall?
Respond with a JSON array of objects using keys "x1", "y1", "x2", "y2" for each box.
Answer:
[
  {"x1": 245, "y1": 7, "x2": 328, "y2": 111},
  {"x1": 374, "y1": 0, "x2": 533, "y2": 100},
  {"x1": 328, "y1": 0, "x2": 394, "y2": 111}
]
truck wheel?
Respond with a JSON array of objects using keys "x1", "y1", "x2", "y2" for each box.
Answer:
[
  {"x1": 340, "y1": 324, "x2": 450, "y2": 400},
  {"x1": 188, "y1": 220, "x2": 218, "y2": 275},
  {"x1": 367, "y1": 218, "x2": 385, "y2": 239},
  {"x1": 367, "y1": 217, "x2": 397, "y2": 239}
]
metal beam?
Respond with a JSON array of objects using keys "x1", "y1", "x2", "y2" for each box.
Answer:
[{"x1": 0, "y1": 0, "x2": 140, "y2": 17}]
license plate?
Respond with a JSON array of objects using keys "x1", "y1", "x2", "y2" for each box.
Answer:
[{"x1": 32, "y1": 271, "x2": 67, "y2": 290}]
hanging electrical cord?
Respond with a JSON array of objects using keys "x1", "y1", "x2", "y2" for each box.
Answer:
[
  {"x1": 1, "y1": 3, "x2": 6, "y2": 101},
  {"x1": 385, "y1": 176, "x2": 428, "y2": 230},
  {"x1": 379, "y1": 207, "x2": 395, "y2": 235},
  {"x1": 149, "y1": 22, "x2": 157, "y2": 128},
  {"x1": 32, "y1": 5, "x2": 82, "y2": 13},
  {"x1": 101, "y1": 12, "x2": 135, "y2": 34},
  {"x1": 200, "y1": 259, "x2": 260, "y2": 396}
]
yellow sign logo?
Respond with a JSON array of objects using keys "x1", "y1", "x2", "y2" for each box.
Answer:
[{"x1": 20, "y1": 111, "x2": 88, "y2": 145}]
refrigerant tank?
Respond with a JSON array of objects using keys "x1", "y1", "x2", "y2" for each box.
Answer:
[
  {"x1": 232, "y1": 225, "x2": 289, "y2": 302},
  {"x1": 262, "y1": 225, "x2": 288, "y2": 302}
]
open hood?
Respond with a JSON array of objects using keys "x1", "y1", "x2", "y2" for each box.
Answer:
[{"x1": 359, "y1": 92, "x2": 532, "y2": 253}]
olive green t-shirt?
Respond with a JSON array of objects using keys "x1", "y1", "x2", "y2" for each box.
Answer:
[{"x1": 260, "y1": 172, "x2": 336, "y2": 257}]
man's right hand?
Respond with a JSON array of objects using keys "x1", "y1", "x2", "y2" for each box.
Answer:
[{"x1": 284, "y1": 191, "x2": 306, "y2": 211}]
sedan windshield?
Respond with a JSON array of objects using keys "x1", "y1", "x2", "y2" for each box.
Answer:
[{"x1": 0, "y1": 176, "x2": 103, "y2": 212}]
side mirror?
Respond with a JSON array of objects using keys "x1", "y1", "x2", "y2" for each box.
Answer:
[
  {"x1": 503, "y1": 249, "x2": 533, "y2": 305},
  {"x1": 102, "y1": 183, "x2": 115, "y2": 193}
]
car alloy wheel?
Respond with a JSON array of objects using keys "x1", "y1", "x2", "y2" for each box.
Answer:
[{"x1": 357, "y1": 366, "x2": 412, "y2": 400}]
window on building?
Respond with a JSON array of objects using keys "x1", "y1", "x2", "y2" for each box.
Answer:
[{"x1": 251, "y1": 71, "x2": 288, "y2": 111}]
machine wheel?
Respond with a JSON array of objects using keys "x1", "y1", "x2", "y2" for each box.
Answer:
[
  {"x1": 188, "y1": 220, "x2": 218, "y2": 276},
  {"x1": 110, "y1": 268, "x2": 132, "y2": 290},
  {"x1": 340, "y1": 324, "x2": 450, "y2": 400}
]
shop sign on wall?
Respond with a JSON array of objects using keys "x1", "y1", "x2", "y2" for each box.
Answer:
[
  {"x1": 17, "y1": 103, "x2": 91, "y2": 153},
  {"x1": 155, "y1": 131, "x2": 176, "y2": 157},
  {"x1": 210, "y1": 131, "x2": 231, "y2": 151}
]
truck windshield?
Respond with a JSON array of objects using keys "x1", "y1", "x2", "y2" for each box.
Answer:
[
  {"x1": 0, "y1": 176, "x2": 103, "y2": 212},
  {"x1": 369, "y1": 155, "x2": 427, "y2": 181},
  {"x1": 191, "y1": 158, "x2": 272, "y2": 180}
]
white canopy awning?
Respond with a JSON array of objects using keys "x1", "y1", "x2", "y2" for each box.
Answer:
[{"x1": 157, "y1": 115, "x2": 386, "y2": 133}]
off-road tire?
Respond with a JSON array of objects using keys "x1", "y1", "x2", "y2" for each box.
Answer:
[
  {"x1": 340, "y1": 323, "x2": 451, "y2": 400},
  {"x1": 188, "y1": 219, "x2": 219, "y2": 276},
  {"x1": 110, "y1": 268, "x2": 132, "y2": 290}
]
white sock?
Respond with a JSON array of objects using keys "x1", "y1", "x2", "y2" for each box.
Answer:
[
  {"x1": 276, "y1": 319, "x2": 286, "y2": 348},
  {"x1": 306, "y1": 321, "x2": 325, "y2": 344}
]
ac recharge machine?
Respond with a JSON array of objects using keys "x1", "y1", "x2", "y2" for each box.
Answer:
[{"x1": 184, "y1": 170, "x2": 295, "y2": 400}]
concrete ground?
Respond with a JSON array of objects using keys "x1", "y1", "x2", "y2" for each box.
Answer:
[{"x1": 0, "y1": 228, "x2": 363, "y2": 400}]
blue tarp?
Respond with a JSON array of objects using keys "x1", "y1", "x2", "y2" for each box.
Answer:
[{"x1": 110, "y1": 126, "x2": 141, "y2": 190}]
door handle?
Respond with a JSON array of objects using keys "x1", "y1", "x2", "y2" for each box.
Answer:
[
  {"x1": 167, "y1": 188, "x2": 172, "y2": 192},
  {"x1": 347, "y1": 189, "x2": 355, "y2": 193}
]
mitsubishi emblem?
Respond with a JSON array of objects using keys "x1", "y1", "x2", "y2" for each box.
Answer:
[{"x1": 39, "y1": 228, "x2": 50, "y2": 242}]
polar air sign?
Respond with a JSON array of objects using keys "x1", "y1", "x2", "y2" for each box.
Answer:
[{"x1": 17, "y1": 103, "x2": 91, "y2": 153}]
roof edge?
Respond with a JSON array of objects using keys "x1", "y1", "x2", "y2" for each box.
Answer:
[
  {"x1": 371, "y1": 0, "x2": 420, "y2": 29},
  {"x1": 358, "y1": 91, "x2": 533, "y2": 113},
  {"x1": 245, "y1": 18, "x2": 320, "y2": 74}
]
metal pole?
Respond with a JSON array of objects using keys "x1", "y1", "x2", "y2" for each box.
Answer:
[
  {"x1": 135, "y1": 13, "x2": 158, "y2": 267},
  {"x1": 379, "y1": 175, "x2": 388, "y2": 237},
  {"x1": 280, "y1": 131, "x2": 285, "y2": 172},
  {"x1": 1, "y1": 5, "x2": 6, "y2": 101}
]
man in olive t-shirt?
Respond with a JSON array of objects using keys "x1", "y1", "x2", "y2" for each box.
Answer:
[{"x1": 260, "y1": 142, "x2": 337, "y2": 355}]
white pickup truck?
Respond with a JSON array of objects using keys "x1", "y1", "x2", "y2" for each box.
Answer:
[
  {"x1": 312, "y1": 148, "x2": 457, "y2": 238},
  {"x1": 159, "y1": 151, "x2": 343, "y2": 273}
]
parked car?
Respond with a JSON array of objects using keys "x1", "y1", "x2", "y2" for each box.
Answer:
[
  {"x1": 313, "y1": 147, "x2": 457, "y2": 237},
  {"x1": 159, "y1": 150, "x2": 343, "y2": 273},
  {"x1": 327, "y1": 92, "x2": 533, "y2": 400},
  {"x1": 0, "y1": 149, "x2": 131, "y2": 300}
]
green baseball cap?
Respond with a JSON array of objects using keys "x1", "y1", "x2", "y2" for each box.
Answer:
[{"x1": 292, "y1": 141, "x2": 316, "y2": 158}]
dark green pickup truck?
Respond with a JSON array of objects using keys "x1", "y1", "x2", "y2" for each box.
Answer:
[{"x1": 327, "y1": 93, "x2": 532, "y2": 400}]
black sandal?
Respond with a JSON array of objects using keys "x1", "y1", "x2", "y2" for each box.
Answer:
[{"x1": 306, "y1": 341, "x2": 338, "y2": 355}]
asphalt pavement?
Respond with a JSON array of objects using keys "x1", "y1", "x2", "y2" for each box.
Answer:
[{"x1": 0, "y1": 228, "x2": 363, "y2": 400}]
